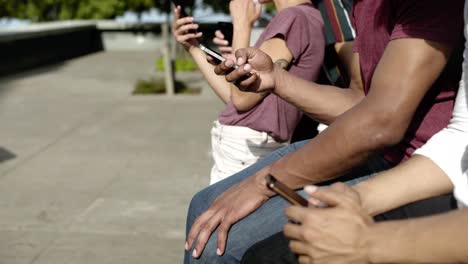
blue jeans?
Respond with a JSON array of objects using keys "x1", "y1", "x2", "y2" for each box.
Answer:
[{"x1": 184, "y1": 140, "x2": 393, "y2": 264}]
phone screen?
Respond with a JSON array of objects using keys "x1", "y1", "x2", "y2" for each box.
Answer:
[
  {"x1": 172, "y1": 0, "x2": 197, "y2": 34},
  {"x1": 171, "y1": 0, "x2": 189, "y2": 17},
  {"x1": 266, "y1": 175, "x2": 308, "y2": 207},
  {"x1": 217, "y1": 22, "x2": 233, "y2": 45}
]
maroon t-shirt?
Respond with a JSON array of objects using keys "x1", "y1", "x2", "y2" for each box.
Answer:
[
  {"x1": 352, "y1": 0, "x2": 464, "y2": 163},
  {"x1": 218, "y1": 4, "x2": 324, "y2": 142}
]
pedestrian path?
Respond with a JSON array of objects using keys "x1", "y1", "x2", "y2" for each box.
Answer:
[{"x1": 0, "y1": 51, "x2": 223, "y2": 264}]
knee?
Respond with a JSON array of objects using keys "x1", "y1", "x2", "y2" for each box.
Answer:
[
  {"x1": 187, "y1": 191, "x2": 206, "y2": 226},
  {"x1": 186, "y1": 187, "x2": 219, "y2": 228}
]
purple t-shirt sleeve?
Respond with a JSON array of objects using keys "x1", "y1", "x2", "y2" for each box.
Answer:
[
  {"x1": 391, "y1": 0, "x2": 464, "y2": 46},
  {"x1": 257, "y1": 7, "x2": 321, "y2": 61}
]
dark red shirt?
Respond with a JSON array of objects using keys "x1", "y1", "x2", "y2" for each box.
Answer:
[{"x1": 352, "y1": 0, "x2": 464, "y2": 163}]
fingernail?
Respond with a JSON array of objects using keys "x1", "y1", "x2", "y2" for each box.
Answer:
[
  {"x1": 185, "y1": 242, "x2": 189, "y2": 250},
  {"x1": 237, "y1": 57, "x2": 245, "y2": 65},
  {"x1": 192, "y1": 249, "x2": 198, "y2": 258},
  {"x1": 243, "y1": 64, "x2": 252, "y2": 72},
  {"x1": 304, "y1": 185, "x2": 318, "y2": 194},
  {"x1": 309, "y1": 197, "x2": 320, "y2": 206},
  {"x1": 225, "y1": 60, "x2": 234, "y2": 67},
  {"x1": 217, "y1": 248, "x2": 222, "y2": 256},
  {"x1": 317, "y1": 201, "x2": 328, "y2": 208}
]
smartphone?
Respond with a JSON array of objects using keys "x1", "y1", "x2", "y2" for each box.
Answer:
[
  {"x1": 217, "y1": 22, "x2": 233, "y2": 45},
  {"x1": 172, "y1": 0, "x2": 197, "y2": 34},
  {"x1": 199, "y1": 44, "x2": 253, "y2": 81},
  {"x1": 199, "y1": 44, "x2": 225, "y2": 64},
  {"x1": 171, "y1": 0, "x2": 190, "y2": 17},
  {"x1": 266, "y1": 174, "x2": 308, "y2": 207}
]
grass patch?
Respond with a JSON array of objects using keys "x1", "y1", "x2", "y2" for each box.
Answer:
[
  {"x1": 132, "y1": 78, "x2": 201, "y2": 95},
  {"x1": 156, "y1": 57, "x2": 198, "y2": 72}
]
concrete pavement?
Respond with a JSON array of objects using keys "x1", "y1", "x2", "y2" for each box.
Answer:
[{"x1": 0, "y1": 51, "x2": 223, "y2": 264}]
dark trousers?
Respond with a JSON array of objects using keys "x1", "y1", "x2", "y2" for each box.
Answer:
[{"x1": 241, "y1": 194, "x2": 457, "y2": 264}]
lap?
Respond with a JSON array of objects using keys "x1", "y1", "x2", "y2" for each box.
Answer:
[
  {"x1": 242, "y1": 194, "x2": 457, "y2": 264},
  {"x1": 185, "y1": 141, "x2": 394, "y2": 264}
]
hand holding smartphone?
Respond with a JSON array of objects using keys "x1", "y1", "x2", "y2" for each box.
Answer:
[
  {"x1": 172, "y1": 0, "x2": 197, "y2": 34},
  {"x1": 199, "y1": 44, "x2": 253, "y2": 80},
  {"x1": 265, "y1": 175, "x2": 308, "y2": 207}
]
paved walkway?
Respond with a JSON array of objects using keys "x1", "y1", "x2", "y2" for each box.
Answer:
[{"x1": 0, "y1": 51, "x2": 223, "y2": 264}]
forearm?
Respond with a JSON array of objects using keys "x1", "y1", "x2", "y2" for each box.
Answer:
[
  {"x1": 366, "y1": 208, "x2": 468, "y2": 263},
  {"x1": 230, "y1": 22, "x2": 267, "y2": 111},
  {"x1": 269, "y1": 97, "x2": 393, "y2": 188},
  {"x1": 232, "y1": 22, "x2": 251, "y2": 52},
  {"x1": 354, "y1": 155, "x2": 454, "y2": 216},
  {"x1": 272, "y1": 66, "x2": 364, "y2": 124},
  {"x1": 267, "y1": 39, "x2": 452, "y2": 189},
  {"x1": 189, "y1": 47, "x2": 231, "y2": 103}
]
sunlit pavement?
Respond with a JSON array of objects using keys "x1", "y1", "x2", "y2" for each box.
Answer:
[{"x1": 0, "y1": 51, "x2": 222, "y2": 264}]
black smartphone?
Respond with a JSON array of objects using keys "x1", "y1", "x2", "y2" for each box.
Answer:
[
  {"x1": 172, "y1": 0, "x2": 197, "y2": 34},
  {"x1": 171, "y1": 0, "x2": 190, "y2": 17},
  {"x1": 217, "y1": 22, "x2": 233, "y2": 45},
  {"x1": 266, "y1": 175, "x2": 308, "y2": 207}
]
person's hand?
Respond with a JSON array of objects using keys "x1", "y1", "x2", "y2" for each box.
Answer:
[
  {"x1": 172, "y1": 6, "x2": 202, "y2": 51},
  {"x1": 185, "y1": 167, "x2": 275, "y2": 258},
  {"x1": 214, "y1": 48, "x2": 278, "y2": 93},
  {"x1": 284, "y1": 183, "x2": 374, "y2": 264},
  {"x1": 213, "y1": 30, "x2": 234, "y2": 58},
  {"x1": 229, "y1": 0, "x2": 262, "y2": 28}
]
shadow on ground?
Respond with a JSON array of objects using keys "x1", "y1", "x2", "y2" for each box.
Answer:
[{"x1": 0, "y1": 147, "x2": 16, "y2": 163}]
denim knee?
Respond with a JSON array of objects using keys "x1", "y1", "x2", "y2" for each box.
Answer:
[{"x1": 187, "y1": 189, "x2": 214, "y2": 231}]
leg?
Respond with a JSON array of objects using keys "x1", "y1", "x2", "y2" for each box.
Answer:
[
  {"x1": 185, "y1": 140, "x2": 310, "y2": 264},
  {"x1": 241, "y1": 193, "x2": 456, "y2": 263},
  {"x1": 185, "y1": 152, "x2": 393, "y2": 263},
  {"x1": 241, "y1": 232, "x2": 297, "y2": 264}
]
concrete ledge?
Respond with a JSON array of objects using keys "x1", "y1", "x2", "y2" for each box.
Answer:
[
  {"x1": 0, "y1": 20, "x2": 96, "y2": 41},
  {"x1": 0, "y1": 21, "x2": 103, "y2": 76}
]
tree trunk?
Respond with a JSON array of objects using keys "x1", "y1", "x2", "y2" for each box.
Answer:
[{"x1": 162, "y1": 23, "x2": 175, "y2": 96}]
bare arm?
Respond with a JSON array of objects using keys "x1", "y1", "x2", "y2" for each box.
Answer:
[
  {"x1": 269, "y1": 38, "x2": 453, "y2": 189},
  {"x1": 355, "y1": 155, "x2": 454, "y2": 216},
  {"x1": 218, "y1": 47, "x2": 365, "y2": 124},
  {"x1": 231, "y1": 38, "x2": 294, "y2": 111},
  {"x1": 172, "y1": 7, "x2": 232, "y2": 103},
  {"x1": 285, "y1": 183, "x2": 468, "y2": 264},
  {"x1": 188, "y1": 47, "x2": 232, "y2": 103},
  {"x1": 228, "y1": 0, "x2": 270, "y2": 112},
  {"x1": 335, "y1": 41, "x2": 358, "y2": 85},
  {"x1": 274, "y1": 51, "x2": 364, "y2": 123},
  {"x1": 366, "y1": 208, "x2": 468, "y2": 263}
]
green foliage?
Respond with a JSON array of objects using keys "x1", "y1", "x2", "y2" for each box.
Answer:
[
  {"x1": 156, "y1": 56, "x2": 198, "y2": 72},
  {"x1": 133, "y1": 78, "x2": 201, "y2": 95},
  {"x1": 0, "y1": 0, "x2": 170, "y2": 22},
  {"x1": 133, "y1": 78, "x2": 166, "y2": 94},
  {"x1": 264, "y1": 3, "x2": 276, "y2": 15}
]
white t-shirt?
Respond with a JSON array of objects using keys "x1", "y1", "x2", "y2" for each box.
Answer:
[{"x1": 413, "y1": 5, "x2": 468, "y2": 207}]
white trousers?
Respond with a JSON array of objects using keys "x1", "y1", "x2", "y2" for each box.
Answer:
[{"x1": 210, "y1": 120, "x2": 287, "y2": 185}]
